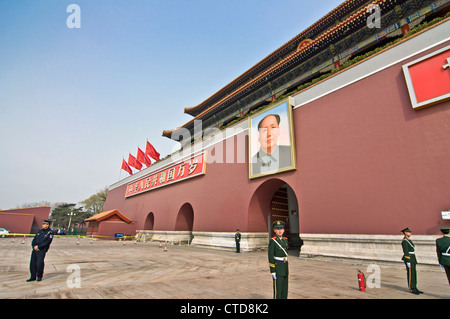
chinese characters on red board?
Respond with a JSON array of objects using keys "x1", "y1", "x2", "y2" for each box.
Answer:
[{"x1": 125, "y1": 153, "x2": 206, "y2": 197}]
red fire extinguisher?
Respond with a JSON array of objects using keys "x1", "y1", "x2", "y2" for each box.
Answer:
[{"x1": 357, "y1": 270, "x2": 366, "y2": 292}]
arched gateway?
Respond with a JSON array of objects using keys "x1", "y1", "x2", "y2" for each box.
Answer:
[
  {"x1": 175, "y1": 203, "x2": 194, "y2": 231},
  {"x1": 248, "y1": 179, "x2": 301, "y2": 251},
  {"x1": 144, "y1": 212, "x2": 154, "y2": 230}
]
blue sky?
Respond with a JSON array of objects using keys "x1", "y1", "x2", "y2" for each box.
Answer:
[{"x1": 0, "y1": 0, "x2": 343, "y2": 209}]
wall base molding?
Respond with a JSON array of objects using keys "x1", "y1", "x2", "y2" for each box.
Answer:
[
  {"x1": 137, "y1": 231, "x2": 441, "y2": 265},
  {"x1": 300, "y1": 233, "x2": 441, "y2": 265},
  {"x1": 137, "y1": 230, "x2": 268, "y2": 252}
]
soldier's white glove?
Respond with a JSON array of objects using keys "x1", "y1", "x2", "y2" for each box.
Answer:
[
  {"x1": 406, "y1": 262, "x2": 411, "y2": 268},
  {"x1": 271, "y1": 273, "x2": 277, "y2": 280}
]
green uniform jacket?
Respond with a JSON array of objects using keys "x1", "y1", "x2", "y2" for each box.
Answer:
[
  {"x1": 402, "y1": 237, "x2": 417, "y2": 264},
  {"x1": 436, "y1": 236, "x2": 450, "y2": 266},
  {"x1": 268, "y1": 236, "x2": 289, "y2": 276}
]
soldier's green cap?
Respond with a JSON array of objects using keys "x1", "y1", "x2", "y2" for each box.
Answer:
[
  {"x1": 439, "y1": 227, "x2": 450, "y2": 233},
  {"x1": 272, "y1": 220, "x2": 285, "y2": 229},
  {"x1": 401, "y1": 227, "x2": 411, "y2": 233}
]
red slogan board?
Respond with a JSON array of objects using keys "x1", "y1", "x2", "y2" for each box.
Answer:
[
  {"x1": 403, "y1": 45, "x2": 450, "y2": 110},
  {"x1": 125, "y1": 153, "x2": 206, "y2": 197}
]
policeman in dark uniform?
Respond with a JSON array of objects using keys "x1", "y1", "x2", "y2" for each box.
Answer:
[
  {"x1": 235, "y1": 229, "x2": 241, "y2": 253},
  {"x1": 27, "y1": 220, "x2": 53, "y2": 282},
  {"x1": 401, "y1": 227, "x2": 423, "y2": 295},
  {"x1": 268, "y1": 220, "x2": 289, "y2": 299}
]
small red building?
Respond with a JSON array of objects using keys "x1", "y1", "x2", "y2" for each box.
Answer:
[
  {"x1": 85, "y1": 209, "x2": 135, "y2": 238},
  {"x1": 0, "y1": 207, "x2": 51, "y2": 234}
]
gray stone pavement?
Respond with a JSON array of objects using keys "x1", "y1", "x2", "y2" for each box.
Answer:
[{"x1": 0, "y1": 237, "x2": 449, "y2": 300}]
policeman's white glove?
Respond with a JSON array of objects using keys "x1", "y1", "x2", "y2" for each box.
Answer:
[
  {"x1": 440, "y1": 264, "x2": 444, "y2": 270},
  {"x1": 406, "y1": 262, "x2": 411, "y2": 268},
  {"x1": 271, "y1": 273, "x2": 277, "y2": 280}
]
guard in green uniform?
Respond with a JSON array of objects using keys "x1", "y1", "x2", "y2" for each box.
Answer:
[
  {"x1": 235, "y1": 229, "x2": 241, "y2": 253},
  {"x1": 401, "y1": 227, "x2": 423, "y2": 295},
  {"x1": 268, "y1": 220, "x2": 289, "y2": 299},
  {"x1": 436, "y1": 226, "x2": 450, "y2": 285}
]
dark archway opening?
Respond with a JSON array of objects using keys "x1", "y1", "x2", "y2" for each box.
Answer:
[
  {"x1": 248, "y1": 178, "x2": 302, "y2": 255},
  {"x1": 175, "y1": 203, "x2": 194, "y2": 231},
  {"x1": 144, "y1": 212, "x2": 154, "y2": 230}
]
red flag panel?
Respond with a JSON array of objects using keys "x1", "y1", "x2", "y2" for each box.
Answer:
[
  {"x1": 146, "y1": 141, "x2": 160, "y2": 161},
  {"x1": 137, "y1": 147, "x2": 152, "y2": 167},
  {"x1": 128, "y1": 153, "x2": 142, "y2": 170},
  {"x1": 121, "y1": 159, "x2": 132, "y2": 175}
]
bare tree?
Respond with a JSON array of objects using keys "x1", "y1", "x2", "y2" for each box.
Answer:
[{"x1": 79, "y1": 187, "x2": 109, "y2": 217}]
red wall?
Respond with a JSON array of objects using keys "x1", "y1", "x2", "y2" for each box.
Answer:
[
  {"x1": 98, "y1": 221, "x2": 136, "y2": 237},
  {"x1": 290, "y1": 42, "x2": 450, "y2": 235},
  {"x1": 0, "y1": 207, "x2": 51, "y2": 234},
  {"x1": 105, "y1": 157, "x2": 253, "y2": 233},
  {"x1": 104, "y1": 42, "x2": 450, "y2": 236}
]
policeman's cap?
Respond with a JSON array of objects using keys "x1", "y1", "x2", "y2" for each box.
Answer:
[{"x1": 272, "y1": 220, "x2": 285, "y2": 229}]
